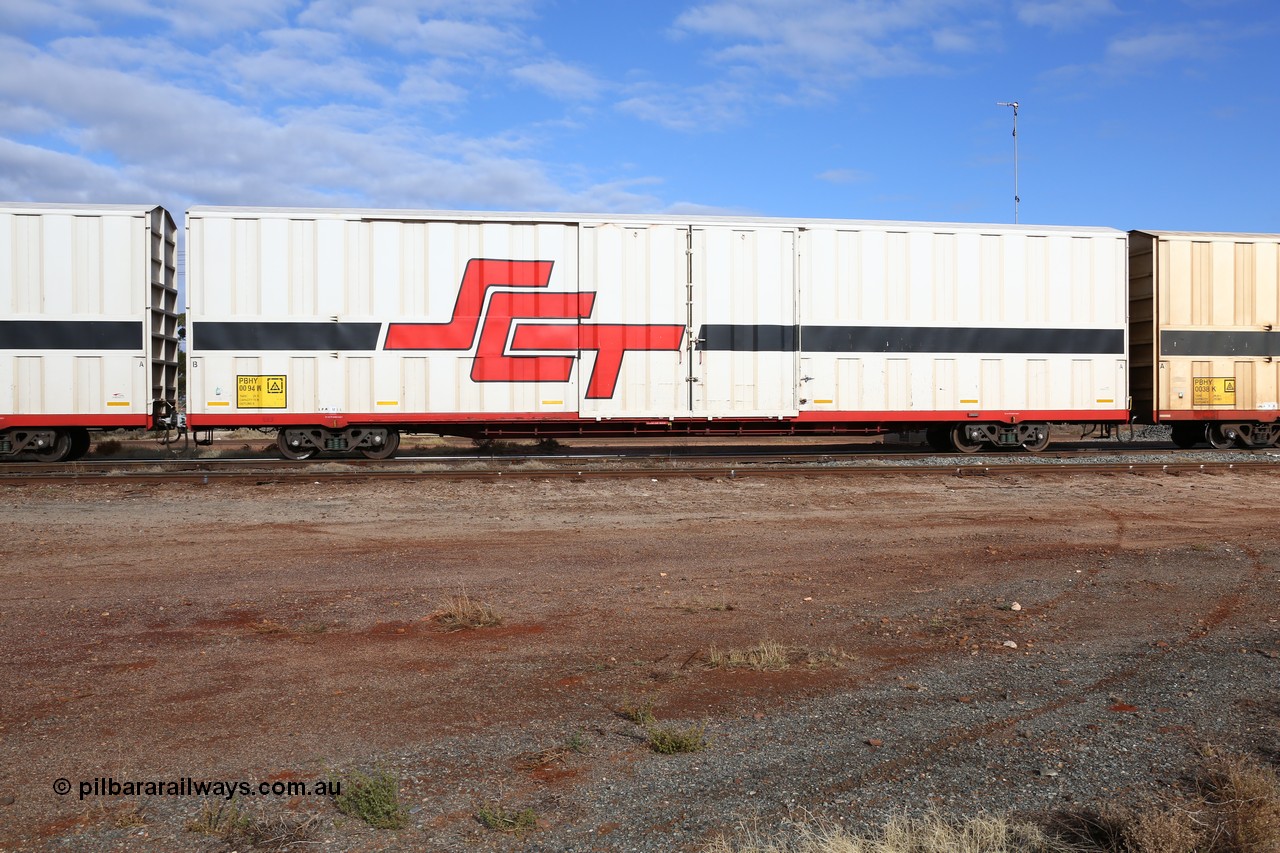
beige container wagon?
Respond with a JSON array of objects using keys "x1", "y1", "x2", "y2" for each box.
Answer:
[
  {"x1": 1129, "y1": 229, "x2": 1280, "y2": 447},
  {"x1": 0, "y1": 203, "x2": 180, "y2": 460},
  {"x1": 186, "y1": 206, "x2": 1130, "y2": 458}
]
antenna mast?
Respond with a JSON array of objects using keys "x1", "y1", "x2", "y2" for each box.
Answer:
[{"x1": 996, "y1": 101, "x2": 1020, "y2": 223}]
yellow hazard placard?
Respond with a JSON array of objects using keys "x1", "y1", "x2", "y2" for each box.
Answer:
[
  {"x1": 236, "y1": 375, "x2": 287, "y2": 408},
  {"x1": 1192, "y1": 377, "x2": 1235, "y2": 407}
]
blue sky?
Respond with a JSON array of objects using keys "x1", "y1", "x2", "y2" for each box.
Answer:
[{"x1": 2, "y1": 0, "x2": 1278, "y2": 233}]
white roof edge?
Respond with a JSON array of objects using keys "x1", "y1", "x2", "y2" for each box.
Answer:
[
  {"x1": 184, "y1": 205, "x2": 1126, "y2": 235},
  {"x1": 1133, "y1": 229, "x2": 1280, "y2": 240},
  {"x1": 0, "y1": 202, "x2": 168, "y2": 215}
]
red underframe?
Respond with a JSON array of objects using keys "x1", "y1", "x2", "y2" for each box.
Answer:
[
  {"x1": 0, "y1": 415, "x2": 152, "y2": 428},
  {"x1": 1157, "y1": 410, "x2": 1279, "y2": 423},
  {"x1": 187, "y1": 408, "x2": 1128, "y2": 437}
]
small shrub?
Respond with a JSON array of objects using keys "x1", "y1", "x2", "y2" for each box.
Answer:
[
  {"x1": 646, "y1": 721, "x2": 708, "y2": 755},
  {"x1": 477, "y1": 804, "x2": 537, "y2": 833},
  {"x1": 566, "y1": 730, "x2": 590, "y2": 753},
  {"x1": 619, "y1": 699, "x2": 657, "y2": 726},
  {"x1": 332, "y1": 770, "x2": 405, "y2": 829},
  {"x1": 435, "y1": 592, "x2": 503, "y2": 631}
]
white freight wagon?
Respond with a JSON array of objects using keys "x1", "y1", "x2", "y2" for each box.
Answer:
[
  {"x1": 1130, "y1": 229, "x2": 1280, "y2": 447},
  {"x1": 0, "y1": 203, "x2": 179, "y2": 461},
  {"x1": 185, "y1": 207, "x2": 1128, "y2": 458}
]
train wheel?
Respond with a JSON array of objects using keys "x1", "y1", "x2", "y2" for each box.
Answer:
[
  {"x1": 1021, "y1": 424, "x2": 1051, "y2": 453},
  {"x1": 1169, "y1": 424, "x2": 1200, "y2": 448},
  {"x1": 67, "y1": 428, "x2": 91, "y2": 461},
  {"x1": 359, "y1": 429, "x2": 400, "y2": 460},
  {"x1": 1205, "y1": 423, "x2": 1238, "y2": 450},
  {"x1": 950, "y1": 425, "x2": 984, "y2": 454},
  {"x1": 29, "y1": 431, "x2": 73, "y2": 462},
  {"x1": 276, "y1": 430, "x2": 319, "y2": 460}
]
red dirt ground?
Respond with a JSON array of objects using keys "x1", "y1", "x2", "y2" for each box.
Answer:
[{"x1": 0, "y1": 467, "x2": 1277, "y2": 850}]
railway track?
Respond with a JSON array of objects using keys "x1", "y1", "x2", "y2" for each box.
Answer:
[{"x1": 3, "y1": 443, "x2": 1279, "y2": 484}]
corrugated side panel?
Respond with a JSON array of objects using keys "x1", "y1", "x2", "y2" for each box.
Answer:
[
  {"x1": 1155, "y1": 234, "x2": 1280, "y2": 416},
  {"x1": 796, "y1": 226, "x2": 1128, "y2": 417},
  {"x1": 0, "y1": 208, "x2": 152, "y2": 420},
  {"x1": 188, "y1": 214, "x2": 581, "y2": 418}
]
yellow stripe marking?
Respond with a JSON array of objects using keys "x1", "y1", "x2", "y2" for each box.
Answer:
[
  {"x1": 813, "y1": 399, "x2": 833, "y2": 404},
  {"x1": 207, "y1": 401, "x2": 231, "y2": 407},
  {"x1": 1096, "y1": 399, "x2": 1114, "y2": 403},
  {"x1": 106, "y1": 401, "x2": 131, "y2": 407},
  {"x1": 376, "y1": 400, "x2": 399, "y2": 406},
  {"x1": 541, "y1": 400, "x2": 564, "y2": 406},
  {"x1": 960, "y1": 399, "x2": 979, "y2": 404}
]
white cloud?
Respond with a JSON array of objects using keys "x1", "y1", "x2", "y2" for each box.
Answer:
[
  {"x1": 616, "y1": 81, "x2": 750, "y2": 132},
  {"x1": 398, "y1": 63, "x2": 469, "y2": 104},
  {"x1": 1043, "y1": 26, "x2": 1217, "y2": 82},
  {"x1": 512, "y1": 61, "x2": 603, "y2": 101},
  {"x1": 0, "y1": 138, "x2": 154, "y2": 202},
  {"x1": 1105, "y1": 30, "x2": 1203, "y2": 66},
  {"x1": 817, "y1": 168, "x2": 873, "y2": 184},
  {"x1": 674, "y1": 0, "x2": 980, "y2": 80},
  {"x1": 624, "y1": 0, "x2": 997, "y2": 131},
  {"x1": 1016, "y1": 0, "x2": 1118, "y2": 30}
]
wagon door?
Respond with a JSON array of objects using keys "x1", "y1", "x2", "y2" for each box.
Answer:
[
  {"x1": 575, "y1": 223, "x2": 689, "y2": 418},
  {"x1": 690, "y1": 226, "x2": 798, "y2": 418}
]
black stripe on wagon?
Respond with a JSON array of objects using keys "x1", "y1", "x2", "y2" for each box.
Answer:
[
  {"x1": 194, "y1": 322, "x2": 383, "y2": 351},
  {"x1": 1161, "y1": 330, "x2": 1280, "y2": 358},
  {"x1": 0, "y1": 320, "x2": 142, "y2": 350},
  {"x1": 698, "y1": 324, "x2": 1124, "y2": 355}
]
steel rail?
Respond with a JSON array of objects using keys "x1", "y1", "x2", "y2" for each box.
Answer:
[
  {"x1": 1, "y1": 457, "x2": 1276, "y2": 485},
  {"x1": 5, "y1": 441, "x2": 1280, "y2": 475}
]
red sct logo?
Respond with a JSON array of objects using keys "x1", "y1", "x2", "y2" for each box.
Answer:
[{"x1": 384, "y1": 259, "x2": 685, "y2": 399}]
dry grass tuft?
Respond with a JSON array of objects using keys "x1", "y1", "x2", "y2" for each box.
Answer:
[
  {"x1": 708, "y1": 812, "x2": 1069, "y2": 852},
  {"x1": 515, "y1": 732, "x2": 589, "y2": 769},
  {"x1": 111, "y1": 803, "x2": 147, "y2": 829},
  {"x1": 1120, "y1": 803, "x2": 1202, "y2": 853},
  {"x1": 707, "y1": 640, "x2": 853, "y2": 671},
  {"x1": 477, "y1": 803, "x2": 537, "y2": 834},
  {"x1": 708, "y1": 640, "x2": 791, "y2": 670},
  {"x1": 1202, "y1": 751, "x2": 1280, "y2": 852},
  {"x1": 711, "y1": 751, "x2": 1280, "y2": 853},
  {"x1": 186, "y1": 800, "x2": 319, "y2": 850},
  {"x1": 435, "y1": 592, "x2": 503, "y2": 631},
  {"x1": 803, "y1": 647, "x2": 857, "y2": 667}
]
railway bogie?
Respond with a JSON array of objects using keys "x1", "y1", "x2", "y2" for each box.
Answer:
[{"x1": 275, "y1": 426, "x2": 401, "y2": 460}]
